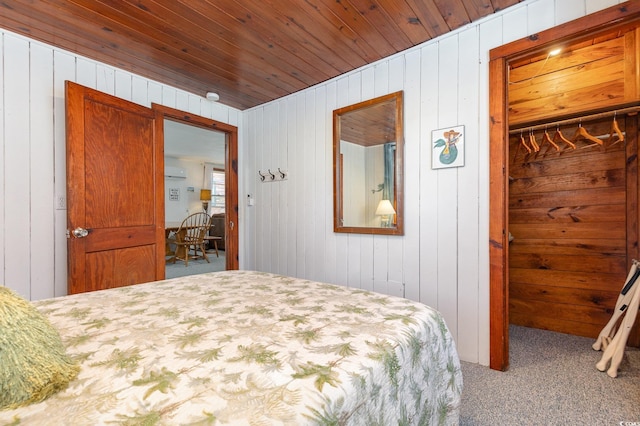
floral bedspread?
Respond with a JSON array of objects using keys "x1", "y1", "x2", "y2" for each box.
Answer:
[{"x1": 1, "y1": 271, "x2": 462, "y2": 425}]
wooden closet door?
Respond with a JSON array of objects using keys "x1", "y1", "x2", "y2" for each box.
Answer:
[{"x1": 508, "y1": 115, "x2": 639, "y2": 346}]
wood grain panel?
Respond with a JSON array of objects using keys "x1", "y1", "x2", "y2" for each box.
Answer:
[
  {"x1": 0, "y1": 0, "x2": 522, "y2": 110},
  {"x1": 510, "y1": 298, "x2": 613, "y2": 328},
  {"x1": 510, "y1": 282, "x2": 618, "y2": 310},
  {"x1": 509, "y1": 253, "x2": 626, "y2": 275},
  {"x1": 508, "y1": 205, "x2": 626, "y2": 224},
  {"x1": 510, "y1": 268, "x2": 624, "y2": 292},
  {"x1": 508, "y1": 30, "x2": 637, "y2": 126},
  {"x1": 85, "y1": 245, "x2": 156, "y2": 292},
  {"x1": 509, "y1": 238, "x2": 625, "y2": 256},
  {"x1": 509, "y1": 222, "x2": 626, "y2": 240},
  {"x1": 509, "y1": 114, "x2": 630, "y2": 341}
]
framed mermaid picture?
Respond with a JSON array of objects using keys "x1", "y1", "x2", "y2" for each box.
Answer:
[{"x1": 432, "y1": 125, "x2": 465, "y2": 169}]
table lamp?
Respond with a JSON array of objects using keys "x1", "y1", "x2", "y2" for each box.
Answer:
[
  {"x1": 375, "y1": 199, "x2": 396, "y2": 227},
  {"x1": 200, "y1": 189, "x2": 212, "y2": 212}
]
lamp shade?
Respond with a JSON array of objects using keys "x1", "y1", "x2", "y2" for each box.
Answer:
[
  {"x1": 200, "y1": 189, "x2": 212, "y2": 201},
  {"x1": 375, "y1": 199, "x2": 396, "y2": 216}
]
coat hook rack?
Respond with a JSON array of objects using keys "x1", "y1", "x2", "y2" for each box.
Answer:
[{"x1": 258, "y1": 168, "x2": 288, "y2": 183}]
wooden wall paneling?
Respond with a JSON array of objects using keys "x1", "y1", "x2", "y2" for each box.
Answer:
[
  {"x1": 255, "y1": 107, "x2": 267, "y2": 272},
  {"x1": 457, "y1": 25, "x2": 481, "y2": 362},
  {"x1": 283, "y1": 95, "x2": 294, "y2": 275},
  {"x1": 267, "y1": 102, "x2": 281, "y2": 275},
  {"x1": 312, "y1": 87, "x2": 328, "y2": 283},
  {"x1": 386, "y1": 56, "x2": 406, "y2": 297},
  {"x1": 624, "y1": 27, "x2": 638, "y2": 100},
  {"x1": 243, "y1": 109, "x2": 257, "y2": 271},
  {"x1": 294, "y1": 91, "x2": 307, "y2": 278},
  {"x1": 489, "y1": 55, "x2": 509, "y2": 371},
  {"x1": 323, "y1": 81, "x2": 338, "y2": 286},
  {"x1": 345, "y1": 73, "x2": 363, "y2": 289},
  {"x1": 372, "y1": 62, "x2": 391, "y2": 295},
  {"x1": 403, "y1": 49, "x2": 422, "y2": 302},
  {"x1": 53, "y1": 50, "x2": 75, "y2": 298},
  {"x1": 526, "y1": 0, "x2": 556, "y2": 35},
  {"x1": 477, "y1": 16, "x2": 504, "y2": 366},
  {"x1": 0, "y1": 34, "x2": 4, "y2": 294},
  {"x1": 508, "y1": 119, "x2": 628, "y2": 340},
  {"x1": 277, "y1": 99, "x2": 290, "y2": 277},
  {"x1": 435, "y1": 34, "x2": 460, "y2": 338},
  {"x1": 269, "y1": 102, "x2": 280, "y2": 274},
  {"x1": 625, "y1": 113, "x2": 640, "y2": 346},
  {"x1": 333, "y1": 77, "x2": 349, "y2": 286},
  {"x1": 30, "y1": 43, "x2": 55, "y2": 301},
  {"x1": 4, "y1": 34, "x2": 31, "y2": 297},
  {"x1": 358, "y1": 69, "x2": 375, "y2": 292},
  {"x1": 508, "y1": 36, "x2": 628, "y2": 126},
  {"x1": 418, "y1": 41, "x2": 440, "y2": 310}
]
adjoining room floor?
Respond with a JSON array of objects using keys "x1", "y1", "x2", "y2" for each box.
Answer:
[{"x1": 165, "y1": 251, "x2": 226, "y2": 279}]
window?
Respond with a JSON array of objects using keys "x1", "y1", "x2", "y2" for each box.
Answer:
[{"x1": 210, "y1": 169, "x2": 225, "y2": 208}]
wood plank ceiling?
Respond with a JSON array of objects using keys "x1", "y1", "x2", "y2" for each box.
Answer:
[{"x1": 0, "y1": 0, "x2": 522, "y2": 110}]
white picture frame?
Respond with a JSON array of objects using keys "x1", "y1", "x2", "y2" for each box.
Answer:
[{"x1": 432, "y1": 125, "x2": 465, "y2": 169}]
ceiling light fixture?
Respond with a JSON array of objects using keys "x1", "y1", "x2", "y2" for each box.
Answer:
[
  {"x1": 549, "y1": 48, "x2": 562, "y2": 56},
  {"x1": 206, "y1": 92, "x2": 220, "y2": 102}
]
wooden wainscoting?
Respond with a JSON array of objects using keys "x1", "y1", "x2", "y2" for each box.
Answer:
[{"x1": 508, "y1": 114, "x2": 638, "y2": 342}]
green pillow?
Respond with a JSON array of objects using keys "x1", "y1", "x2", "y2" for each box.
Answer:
[{"x1": 0, "y1": 286, "x2": 80, "y2": 410}]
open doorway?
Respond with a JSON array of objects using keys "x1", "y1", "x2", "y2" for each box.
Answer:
[
  {"x1": 153, "y1": 104, "x2": 239, "y2": 277},
  {"x1": 164, "y1": 120, "x2": 227, "y2": 278}
]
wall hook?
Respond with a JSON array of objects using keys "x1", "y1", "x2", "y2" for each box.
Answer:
[
  {"x1": 267, "y1": 169, "x2": 275, "y2": 180},
  {"x1": 258, "y1": 170, "x2": 266, "y2": 182},
  {"x1": 278, "y1": 168, "x2": 286, "y2": 179}
]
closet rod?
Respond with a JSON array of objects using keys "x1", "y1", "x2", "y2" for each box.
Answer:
[{"x1": 509, "y1": 105, "x2": 640, "y2": 135}]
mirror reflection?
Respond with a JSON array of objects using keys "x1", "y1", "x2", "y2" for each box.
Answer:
[{"x1": 333, "y1": 91, "x2": 403, "y2": 235}]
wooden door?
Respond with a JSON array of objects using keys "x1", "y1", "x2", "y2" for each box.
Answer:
[{"x1": 66, "y1": 81, "x2": 165, "y2": 294}]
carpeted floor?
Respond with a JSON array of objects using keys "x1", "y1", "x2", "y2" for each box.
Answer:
[
  {"x1": 460, "y1": 325, "x2": 640, "y2": 425},
  {"x1": 165, "y1": 251, "x2": 226, "y2": 279}
]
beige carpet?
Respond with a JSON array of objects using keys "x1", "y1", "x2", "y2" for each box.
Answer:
[{"x1": 460, "y1": 325, "x2": 640, "y2": 425}]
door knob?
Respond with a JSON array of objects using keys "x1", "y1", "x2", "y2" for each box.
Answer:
[{"x1": 72, "y1": 227, "x2": 90, "y2": 238}]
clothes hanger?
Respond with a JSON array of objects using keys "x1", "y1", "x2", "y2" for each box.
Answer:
[
  {"x1": 512, "y1": 131, "x2": 531, "y2": 164},
  {"x1": 606, "y1": 113, "x2": 624, "y2": 148},
  {"x1": 529, "y1": 129, "x2": 540, "y2": 153},
  {"x1": 520, "y1": 131, "x2": 532, "y2": 154},
  {"x1": 539, "y1": 128, "x2": 560, "y2": 156},
  {"x1": 573, "y1": 121, "x2": 603, "y2": 147},
  {"x1": 553, "y1": 125, "x2": 576, "y2": 150}
]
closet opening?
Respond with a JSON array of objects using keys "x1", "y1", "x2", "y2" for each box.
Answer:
[
  {"x1": 488, "y1": 2, "x2": 640, "y2": 371},
  {"x1": 508, "y1": 110, "x2": 639, "y2": 341}
]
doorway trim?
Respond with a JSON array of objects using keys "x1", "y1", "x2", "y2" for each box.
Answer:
[
  {"x1": 488, "y1": 2, "x2": 640, "y2": 371},
  {"x1": 152, "y1": 104, "x2": 240, "y2": 271}
]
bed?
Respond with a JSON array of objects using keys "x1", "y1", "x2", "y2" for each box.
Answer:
[{"x1": 0, "y1": 270, "x2": 462, "y2": 425}]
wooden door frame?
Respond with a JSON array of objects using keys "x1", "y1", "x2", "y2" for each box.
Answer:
[
  {"x1": 488, "y1": 2, "x2": 640, "y2": 371},
  {"x1": 152, "y1": 104, "x2": 240, "y2": 271}
]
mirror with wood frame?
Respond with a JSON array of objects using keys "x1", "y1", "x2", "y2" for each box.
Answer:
[{"x1": 333, "y1": 91, "x2": 404, "y2": 235}]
